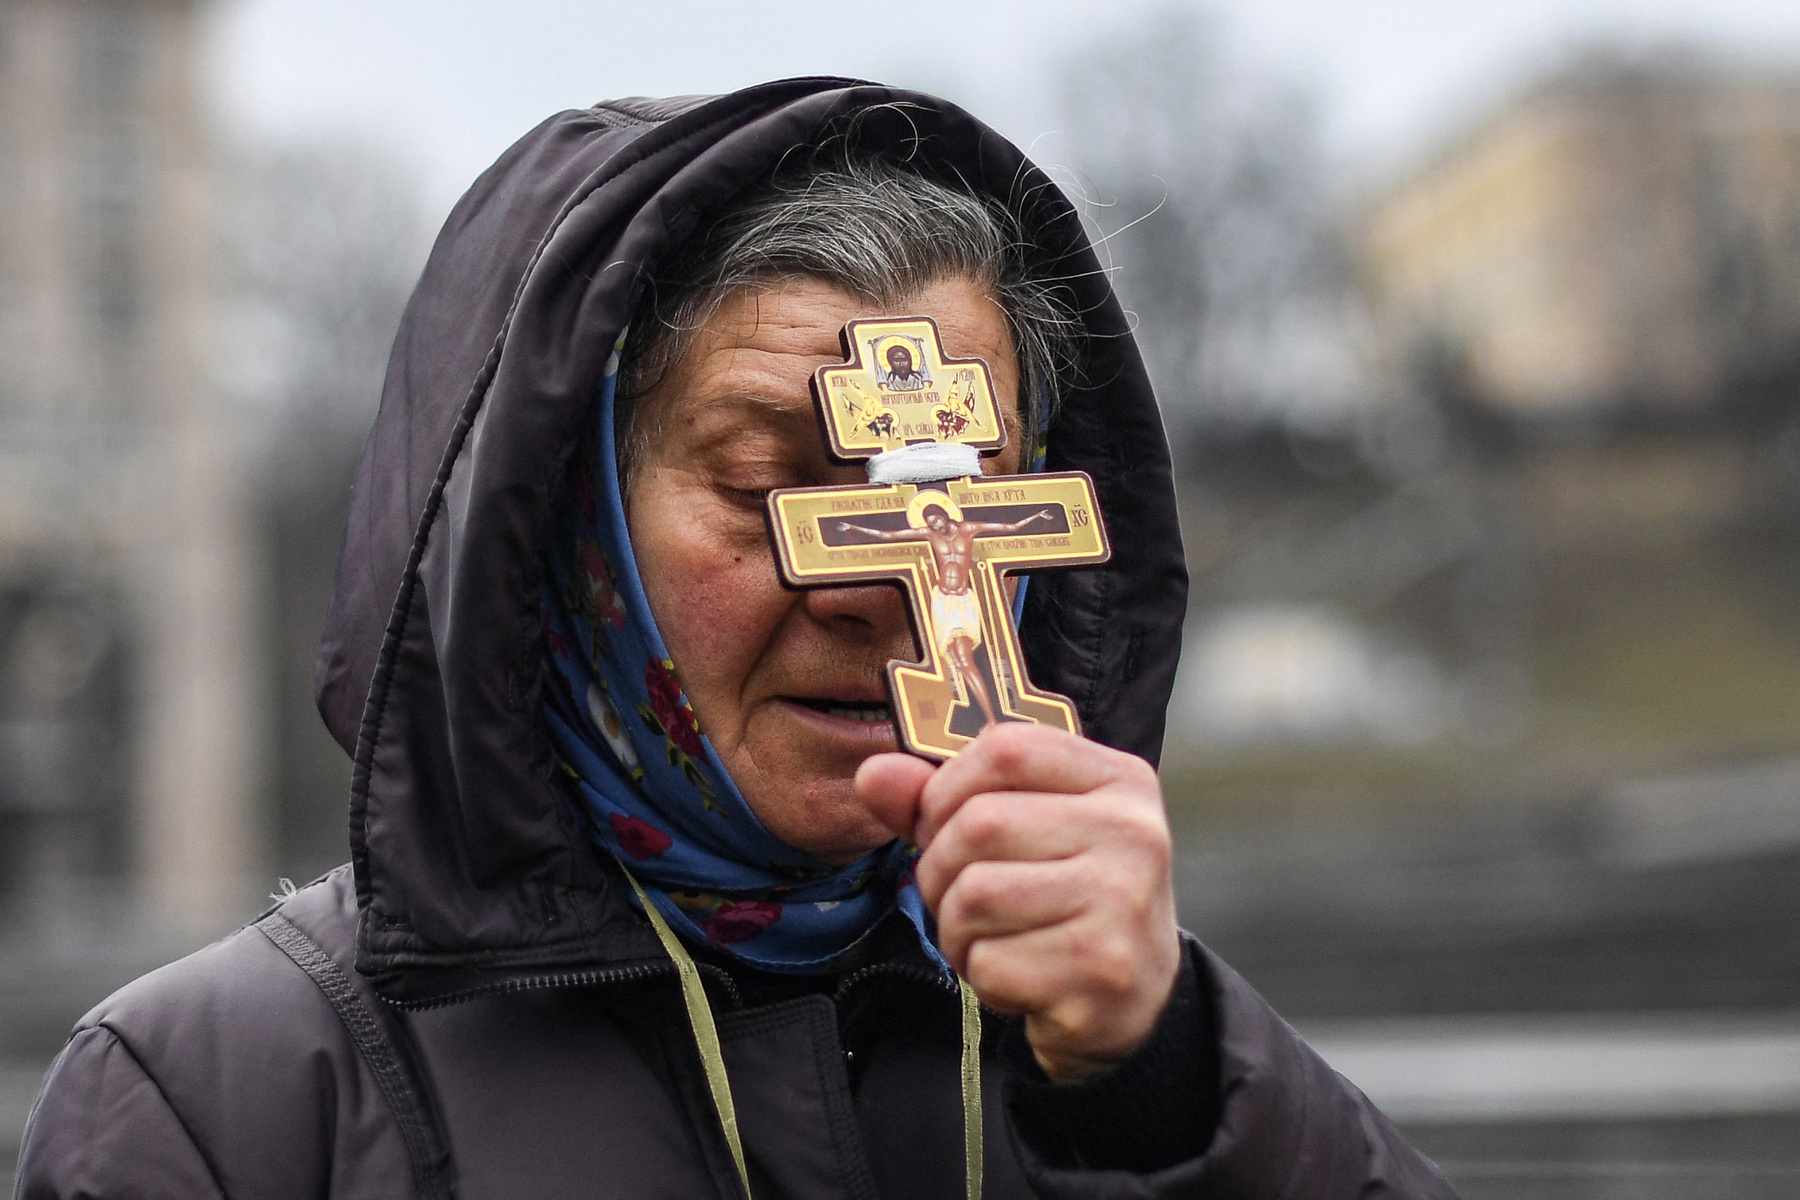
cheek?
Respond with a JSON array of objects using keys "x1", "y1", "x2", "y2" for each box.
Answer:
[
  {"x1": 658, "y1": 543, "x2": 777, "y2": 661},
  {"x1": 630, "y1": 495, "x2": 790, "y2": 721}
]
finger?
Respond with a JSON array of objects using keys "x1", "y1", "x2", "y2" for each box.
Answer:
[
  {"x1": 854, "y1": 752, "x2": 936, "y2": 843},
  {"x1": 961, "y1": 918, "x2": 1174, "y2": 1064},
  {"x1": 916, "y1": 723, "x2": 1154, "y2": 847},
  {"x1": 959, "y1": 915, "x2": 1127, "y2": 1021},
  {"x1": 912, "y1": 790, "x2": 1138, "y2": 909},
  {"x1": 934, "y1": 858, "x2": 1086, "y2": 971}
]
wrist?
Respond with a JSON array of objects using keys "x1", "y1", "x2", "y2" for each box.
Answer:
[
  {"x1": 1003, "y1": 945, "x2": 1221, "y2": 1173},
  {"x1": 1031, "y1": 1044, "x2": 1126, "y2": 1084},
  {"x1": 1025, "y1": 954, "x2": 1182, "y2": 1084}
]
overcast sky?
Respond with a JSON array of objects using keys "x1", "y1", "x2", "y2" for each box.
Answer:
[{"x1": 206, "y1": 0, "x2": 1800, "y2": 221}]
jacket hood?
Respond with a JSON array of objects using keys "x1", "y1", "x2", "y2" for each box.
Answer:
[{"x1": 314, "y1": 79, "x2": 1187, "y2": 987}]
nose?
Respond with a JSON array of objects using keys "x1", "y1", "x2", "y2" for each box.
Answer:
[{"x1": 803, "y1": 580, "x2": 918, "y2": 657}]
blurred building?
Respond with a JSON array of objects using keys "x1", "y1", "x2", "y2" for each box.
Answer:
[
  {"x1": 1162, "y1": 57, "x2": 1800, "y2": 1193},
  {"x1": 1174, "y1": 55, "x2": 1800, "y2": 764},
  {"x1": 0, "y1": 0, "x2": 262, "y2": 933},
  {"x1": 1363, "y1": 54, "x2": 1800, "y2": 418},
  {"x1": 1168, "y1": 45, "x2": 1800, "y2": 1013}
]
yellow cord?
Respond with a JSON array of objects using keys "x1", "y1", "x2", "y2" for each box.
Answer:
[
  {"x1": 959, "y1": 976, "x2": 985, "y2": 1200},
  {"x1": 618, "y1": 857, "x2": 985, "y2": 1200},
  {"x1": 617, "y1": 860, "x2": 754, "y2": 1200}
]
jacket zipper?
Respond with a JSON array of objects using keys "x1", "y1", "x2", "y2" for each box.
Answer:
[
  {"x1": 834, "y1": 960, "x2": 957, "y2": 1005},
  {"x1": 388, "y1": 959, "x2": 744, "y2": 1012},
  {"x1": 389, "y1": 947, "x2": 941, "y2": 1013}
]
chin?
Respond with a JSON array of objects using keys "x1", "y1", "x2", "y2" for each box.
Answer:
[
  {"x1": 816, "y1": 827, "x2": 900, "y2": 866},
  {"x1": 747, "y1": 777, "x2": 895, "y2": 865}
]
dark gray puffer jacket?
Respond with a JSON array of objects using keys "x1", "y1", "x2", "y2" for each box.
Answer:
[{"x1": 15, "y1": 79, "x2": 1457, "y2": 1200}]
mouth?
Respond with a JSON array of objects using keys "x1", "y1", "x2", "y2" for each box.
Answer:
[{"x1": 791, "y1": 697, "x2": 894, "y2": 724}]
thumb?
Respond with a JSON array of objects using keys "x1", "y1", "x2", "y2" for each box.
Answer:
[{"x1": 855, "y1": 753, "x2": 936, "y2": 846}]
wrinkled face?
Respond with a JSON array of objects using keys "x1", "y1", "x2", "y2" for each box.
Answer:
[{"x1": 627, "y1": 276, "x2": 1022, "y2": 863}]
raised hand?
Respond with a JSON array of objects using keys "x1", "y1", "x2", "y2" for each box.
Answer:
[{"x1": 856, "y1": 723, "x2": 1180, "y2": 1081}]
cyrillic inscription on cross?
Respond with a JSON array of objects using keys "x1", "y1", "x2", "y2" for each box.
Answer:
[{"x1": 768, "y1": 316, "x2": 1110, "y2": 761}]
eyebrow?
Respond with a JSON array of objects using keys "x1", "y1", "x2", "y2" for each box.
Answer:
[{"x1": 687, "y1": 390, "x2": 817, "y2": 425}]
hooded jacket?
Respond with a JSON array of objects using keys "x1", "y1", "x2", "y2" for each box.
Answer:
[{"x1": 15, "y1": 80, "x2": 1457, "y2": 1200}]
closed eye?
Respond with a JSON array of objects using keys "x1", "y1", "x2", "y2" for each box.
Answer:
[{"x1": 719, "y1": 486, "x2": 772, "y2": 509}]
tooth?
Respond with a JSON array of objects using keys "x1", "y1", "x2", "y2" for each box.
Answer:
[{"x1": 816, "y1": 703, "x2": 893, "y2": 722}]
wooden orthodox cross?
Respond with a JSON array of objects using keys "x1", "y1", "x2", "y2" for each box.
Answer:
[{"x1": 768, "y1": 316, "x2": 1110, "y2": 761}]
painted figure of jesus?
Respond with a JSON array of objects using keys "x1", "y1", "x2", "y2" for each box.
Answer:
[
  {"x1": 836, "y1": 498, "x2": 1054, "y2": 729},
  {"x1": 882, "y1": 343, "x2": 927, "y2": 390}
]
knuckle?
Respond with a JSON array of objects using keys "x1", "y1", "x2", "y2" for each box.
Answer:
[
  {"x1": 1035, "y1": 1005, "x2": 1079, "y2": 1048},
  {"x1": 1121, "y1": 753, "x2": 1159, "y2": 790},
  {"x1": 968, "y1": 944, "x2": 1044, "y2": 1018},
  {"x1": 942, "y1": 930, "x2": 975, "y2": 975},
  {"x1": 948, "y1": 869, "x2": 1000, "y2": 920},
  {"x1": 983, "y1": 720, "x2": 1047, "y2": 770},
  {"x1": 1110, "y1": 801, "x2": 1171, "y2": 856},
  {"x1": 988, "y1": 720, "x2": 1034, "y2": 750},
  {"x1": 1068, "y1": 926, "x2": 1136, "y2": 998},
  {"x1": 963, "y1": 941, "x2": 1013, "y2": 1003},
  {"x1": 987, "y1": 738, "x2": 1029, "y2": 777},
  {"x1": 955, "y1": 799, "x2": 1009, "y2": 849},
  {"x1": 1093, "y1": 941, "x2": 1138, "y2": 998},
  {"x1": 1043, "y1": 993, "x2": 1103, "y2": 1048},
  {"x1": 1135, "y1": 815, "x2": 1173, "y2": 859}
]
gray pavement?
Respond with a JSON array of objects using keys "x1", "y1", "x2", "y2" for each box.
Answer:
[
  {"x1": 1405, "y1": 1113, "x2": 1800, "y2": 1200},
  {"x1": 1301, "y1": 1010, "x2": 1800, "y2": 1121}
]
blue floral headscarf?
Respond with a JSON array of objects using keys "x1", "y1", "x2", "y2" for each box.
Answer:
[{"x1": 541, "y1": 332, "x2": 946, "y2": 975}]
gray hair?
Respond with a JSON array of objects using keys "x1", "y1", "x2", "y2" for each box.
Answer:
[{"x1": 615, "y1": 152, "x2": 1080, "y2": 492}]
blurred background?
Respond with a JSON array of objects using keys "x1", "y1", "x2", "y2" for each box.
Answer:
[{"x1": 2, "y1": 0, "x2": 1799, "y2": 1195}]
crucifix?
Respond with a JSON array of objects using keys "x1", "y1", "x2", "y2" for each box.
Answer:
[{"x1": 768, "y1": 316, "x2": 1110, "y2": 761}]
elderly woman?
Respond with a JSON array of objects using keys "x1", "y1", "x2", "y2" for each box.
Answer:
[{"x1": 17, "y1": 82, "x2": 1456, "y2": 1199}]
